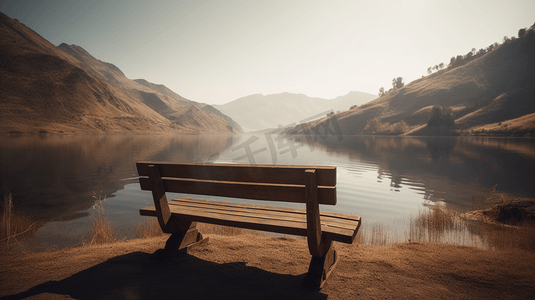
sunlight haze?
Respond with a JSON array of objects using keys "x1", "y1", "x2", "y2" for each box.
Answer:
[{"x1": 1, "y1": 0, "x2": 534, "y2": 104}]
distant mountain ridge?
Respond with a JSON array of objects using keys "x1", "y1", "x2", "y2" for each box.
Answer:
[
  {"x1": 214, "y1": 91, "x2": 376, "y2": 132},
  {"x1": 0, "y1": 12, "x2": 241, "y2": 134},
  {"x1": 289, "y1": 26, "x2": 535, "y2": 137}
]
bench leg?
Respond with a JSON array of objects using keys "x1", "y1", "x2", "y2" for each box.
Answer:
[
  {"x1": 303, "y1": 243, "x2": 338, "y2": 290},
  {"x1": 163, "y1": 221, "x2": 209, "y2": 254}
]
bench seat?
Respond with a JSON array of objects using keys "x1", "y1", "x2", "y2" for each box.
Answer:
[
  {"x1": 137, "y1": 162, "x2": 362, "y2": 289},
  {"x1": 140, "y1": 198, "x2": 360, "y2": 244}
]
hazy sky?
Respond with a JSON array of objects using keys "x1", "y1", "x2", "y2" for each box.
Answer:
[{"x1": 1, "y1": 0, "x2": 534, "y2": 105}]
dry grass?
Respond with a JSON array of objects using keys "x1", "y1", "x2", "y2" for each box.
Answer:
[
  {"x1": 355, "y1": 197, "x2": 535, "y2": 251},
  {"x1": 0, "y1": 193, "x2": 37, "y2": 248},
  {"x1": 87, "y1": 193, "x2": 117, "y2": 245},
  {"x1": 464, "y1": 186, "x2": 535, "y2": 251},
  {"x1": 355, "y1": 204, "x2": 483, "y2": 248},
  {"x1": 355, "y1": 206, "x2": 466, "y2": 247},
  {"x1": 407, "y1": 205, "x2": 480, "y2": 247},
  {"x1": 356, "y1": 222, "x2": 400, "y2": 246},
  {"x1": 132, "y1": 218, "x2": 165, "y2": 239}
]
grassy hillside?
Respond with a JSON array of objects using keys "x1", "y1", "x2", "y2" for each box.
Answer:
[{"x1": 290, "y1": 26, "x2": 535, "y2": 137}]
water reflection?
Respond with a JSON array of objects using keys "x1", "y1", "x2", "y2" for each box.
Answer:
[
  {"x1": 1, "y1": 134, "x2": 534, "y2": 249},
  {"x1": 425, "y1": 137, "x2": 457, "y2": 162},
  {"x1": 315, "y1": 135, "x2": 535, "y2": 209},
  {"x1": 0, "y1": 134, "x2": 235, "y2": 222}
]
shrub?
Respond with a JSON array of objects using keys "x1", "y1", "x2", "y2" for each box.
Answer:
[
  {"x1": 88, "y1": 193, "x2": 117, "y2": 244},
  {"x1": 363, "y1": 118, "x2": 408, "y2": 135},
  {"x1": 1, "y1": 193, "x2": 36, "y2": 246},
  {"x1": 427, "y1": 105, "x2": 455, "y2": 128}
]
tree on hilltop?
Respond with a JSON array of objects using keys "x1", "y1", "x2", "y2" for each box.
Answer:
[
  {"x1": 379, "y1": 87, "x2": 386, "y2": 97},
  {"x1": 392, "y1": 77, "x2": 404, "y2": 89},
  {"x1": 448, "y1": 57, "x2": 456, "y2": 68},
  {"x1": 518, "y1": 28, "x2": 527, "y2": 38},
  {"x1": 465, "y1": 48, "x2": 476, "y2": 60}
]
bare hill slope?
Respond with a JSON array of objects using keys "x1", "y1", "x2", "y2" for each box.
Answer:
[
  {"x1": 57, "y1": 43, "x2": 242, "y2": 133},
  {"x1": 133, "y1": 79, "x2": 201, "y2": 108},
  {"x1": 0, "y1": 12, "x2": 239, "y2": 134},
  {"x1": 133, "y1": 78, "x2": 242, "y2": 133}
]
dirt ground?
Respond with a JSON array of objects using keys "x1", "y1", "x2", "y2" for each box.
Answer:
[{"x1": 1, "y1": 234, "x2": 534, "y2": 300}]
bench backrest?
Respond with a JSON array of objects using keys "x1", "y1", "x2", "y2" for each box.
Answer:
[{"x1": 137, "y1": 162, "x2": 337, "y2": 205}]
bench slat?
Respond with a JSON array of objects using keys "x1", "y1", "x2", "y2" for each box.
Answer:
[
  {"x1": 140, "y1": 198, "x2": 360, "y2": 243},
  {"x1": 137, "y1": 162, "x2": 336, "y2": 186},
  {"x1": 173, "y1": 198, "x2": 361, "y2": 223},
  {"x1": 139, "y1": 177, "x2": 337, "y2": 205},
  {"x1": 171, "y1": 198, "x2": 359, "y2": 230},
  {"x1": 170, "y1": 202, "x2": 356, "y2": 233}
]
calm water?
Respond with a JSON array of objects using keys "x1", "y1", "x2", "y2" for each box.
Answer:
[{"x1": 1, "y1": 134, "x2": 534, "y2": 249}]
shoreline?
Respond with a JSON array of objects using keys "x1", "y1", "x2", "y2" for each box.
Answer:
[
  {"x1": 4, "y1": 195, "x2": 535, "y2": 254},
  {"x1": 2, "y1": 130, "x2": 534, "y2": 137}
]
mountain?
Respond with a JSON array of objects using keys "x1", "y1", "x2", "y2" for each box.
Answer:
[
  {"x1": 289, "y1": 27, "x2": 535, "y2": 137},
  {"x1": 213, "y1": 91, "x2": 376, "y2": 132},
  {"x1": 133, "y1": 78, "x2": 242, "y2": 132},
  {"x1": 133, "y1": 79, "x2": 202, "y2": 108},
  {"x1": 0, "y1": 12, "x2": 240, "y2": 134}
]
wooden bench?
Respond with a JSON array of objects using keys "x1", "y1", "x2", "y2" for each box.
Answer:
[{"x1": 137, "y1": 161, "x2": 361, "y2": 289}]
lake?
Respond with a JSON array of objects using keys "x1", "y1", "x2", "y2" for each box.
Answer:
[{"x1": 1, "y1": 134, "x2": 534, "y2": 249}]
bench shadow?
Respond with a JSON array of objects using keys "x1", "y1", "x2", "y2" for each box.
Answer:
[{"x1": 4, "y1": 251, "x2": 328, "y2": 300}]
